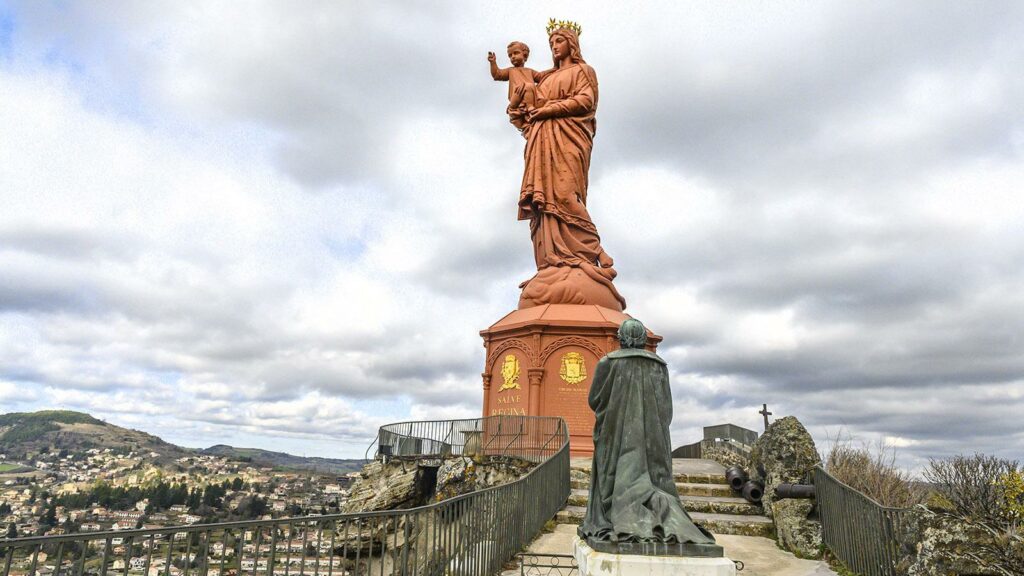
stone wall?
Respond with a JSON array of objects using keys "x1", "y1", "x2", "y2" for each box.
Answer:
[{"x1": 699, "y1": 440, "x2": 750, "y2": 469}]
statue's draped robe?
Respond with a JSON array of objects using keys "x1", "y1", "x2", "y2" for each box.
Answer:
[
  {"x1": 519, "y1": 64, "x2": 614, "y2": 283},
  {"x1": 580, "y1": 349, "x2": 717, "y2": 545}
]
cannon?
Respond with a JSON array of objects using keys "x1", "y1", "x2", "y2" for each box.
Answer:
[
  {"x1": 741, "y1": 480, "x2": 764, "y2": 504},
  {"x1": 725, "y1": 466, "x2": 749, "y2": 491},
  {"x1": 774, "y1": 483, "x2": 816, "y2": 499}
]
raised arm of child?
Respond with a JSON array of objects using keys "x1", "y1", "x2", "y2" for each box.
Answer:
[{"x1": 487, "y1": 52, "x2": 510, "y2": 81}]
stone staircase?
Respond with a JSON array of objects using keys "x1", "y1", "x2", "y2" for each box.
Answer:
[{"x1": 555, "y1": 459, "x2": 775, "y2": 538}]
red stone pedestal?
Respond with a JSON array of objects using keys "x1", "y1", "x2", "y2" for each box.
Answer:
[{"x1": 480, "y1": 304, "x2": 661, "y2": 457}]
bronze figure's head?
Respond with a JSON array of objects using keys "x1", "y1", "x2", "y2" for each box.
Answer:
[{"x1": 617, "y1": 318, "x2": 647, "y2": 349}]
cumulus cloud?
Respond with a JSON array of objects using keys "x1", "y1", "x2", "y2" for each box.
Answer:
[{"x1": 1, "y1": 1, "x2": 1022, "y2": 465}]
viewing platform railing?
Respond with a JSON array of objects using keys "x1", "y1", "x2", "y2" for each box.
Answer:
[
  {"x1": 374, "y1": 416, "x2": 566, "y2": 462},
  {"x1": 814, "y1": 466, "x2": 912, "y2": 576},
  {"x1": 1, "y1": 415, "x2": 571, "y2": 576}
]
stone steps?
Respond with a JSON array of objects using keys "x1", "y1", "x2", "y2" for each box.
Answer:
[
  {"x1": 571, "y1": 480, "x2": 735, "y2": 498},
  {"x1": 560, "y1": 460, "x2": 774, "y2": 538},
  {"x1": 680, "y1": 495, "x2": 764, "y2": 516},
  {"x1": 555, "y1": 506, "x2": 774, "y2": 538},
  {"x1": 689, "y1": 512, "x2": 775, "y2": 538},
  {"x1": 677, "y1": 482, "x2": 736, "y2": 498},
  {"x1": 570, "y1": 473, "x2": 729, "y2": 489},
  {"x1": 675, "y1": 472, "x2": 731, "y2": 486},
  {"x1": 568, "y1": 489, "x2": 762, "y2": 516}
]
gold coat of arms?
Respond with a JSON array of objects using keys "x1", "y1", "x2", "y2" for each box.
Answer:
[
  {"x1": 499, "y1": 354, "x2": 521, "y2": 391},
  {"x1": 559, "y1": 352, "x2": 587, "y2": 384}
]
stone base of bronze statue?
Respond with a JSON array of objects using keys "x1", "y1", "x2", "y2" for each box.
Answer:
[
  {"x1": 479, "y1": 304, "x2": 660, "y2": 457},
  {"x1": 574, "y1": 538, "x2": 736, "y2": 575},
  {"x1": 578, "y1": 530, "x2": 725, "y2": 557}
]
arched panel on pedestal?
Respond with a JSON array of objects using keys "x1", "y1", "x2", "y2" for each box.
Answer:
[
  {"x1": 485, "y1": 338, "x2": 534, "y2": 417},
  {"x1": 539, "y1": 335, "x2": 607, "y2": 365},
  {"x1": 486, "y1": 338, "x2": 537, "y2": 372},
  {"x1": 539, "y1": 337, "x2": 602, "y2": 449}
]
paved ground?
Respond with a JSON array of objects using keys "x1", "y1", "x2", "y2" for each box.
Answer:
[
  {"x1": 506, "y1": 525, "x2": 837, "y2": 575},
  {"x1": 716, "y1": 534, "x2": 837, "y2": 576}
]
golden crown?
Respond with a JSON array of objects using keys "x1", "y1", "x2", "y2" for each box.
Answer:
[{"x1": 547, "y1": 18, "x2": 582, "y2": 37}]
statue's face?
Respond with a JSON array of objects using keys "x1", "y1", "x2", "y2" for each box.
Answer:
[
  {"x1": 508, "y1": 46, "x2": 527, "y2": 67},
  {"x1": 549, "y1": 34, "x2": 570, "y2": 61}
]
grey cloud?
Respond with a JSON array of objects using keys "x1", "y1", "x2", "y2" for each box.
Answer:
[{"x1": 598, "y1": 2, "x2": 1024, "y2": 189}]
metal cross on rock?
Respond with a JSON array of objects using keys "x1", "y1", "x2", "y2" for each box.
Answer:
[{"x1": 759, "y1": 403, "x2": 773, "y2": 431}]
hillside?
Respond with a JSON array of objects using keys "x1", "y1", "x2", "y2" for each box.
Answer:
[
  {"x1": 0, "y1": 410, "x2": 367, "y2": 475},
  {"x1": 201, "y1": 444, "x2": 366, "y2": 475},
  {"x1": 0, "y1": 410, "x2": 190, "y2": 464}
]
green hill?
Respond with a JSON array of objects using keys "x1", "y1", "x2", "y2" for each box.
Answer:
[
  {"x1": 0, "y1": 410, "x2": 366, "y2": 475},
  {"x1": 0, "y1": 410, "x2": 189, "y2": 463},
  {"x1": 0, "y1": 410, "x2": 105, "y2": 443}
]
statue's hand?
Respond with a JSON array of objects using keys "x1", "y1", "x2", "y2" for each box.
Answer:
[
  {"x1": 509, "y1": 84, "x2": 525, "y2": 108},
  {"x1": 526, "y1": 106, "x2": 552, "y2": 122},
  {"x1": 487, "y1": 51, "x2": 496, "y2": 62}
]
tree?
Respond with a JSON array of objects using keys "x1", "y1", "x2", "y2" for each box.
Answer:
[
  {"x1": 187, "y1": 488, "x2": 201, "y2": 510},
  {"x1": 43, "y1": 504, "x2": 57, "y2": 527},
  {"x1": 5, "y1": 523, "x2": 16, "y2": 539}
]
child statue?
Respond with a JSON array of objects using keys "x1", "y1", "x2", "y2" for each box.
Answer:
[{"x1": 487, "y1": 41, "x2": 542, "y2": 132}]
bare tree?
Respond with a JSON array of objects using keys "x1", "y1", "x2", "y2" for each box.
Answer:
[{"x1": 924, "y1": 454, "x2": 1023, "y2": 576}]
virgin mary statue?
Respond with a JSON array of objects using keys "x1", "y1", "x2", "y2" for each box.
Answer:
[{"x1": 513, "y1": 22, "x2": 626, "y2": 311}]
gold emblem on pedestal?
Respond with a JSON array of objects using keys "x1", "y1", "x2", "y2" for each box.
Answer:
[
  {"x1": 559, "y1": 352, "x2": 587, "y2": 384},
  {"x1": 499, "y1": 354, "x2": 521, "y2": 391}
]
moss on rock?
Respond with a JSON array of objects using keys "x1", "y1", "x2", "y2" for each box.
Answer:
[{"x1": 749, "y1": 415, "x2": 822, "y2": 559}]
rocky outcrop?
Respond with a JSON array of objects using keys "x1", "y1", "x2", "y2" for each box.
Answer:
[
  {"x1": 344, "y1": 455, "x2": 536, "y2": 513},
  {"x1": 901, "y1": 507, "x2": 1014, "y2": 576},
  {"x1": 434, "y1": 456, "x2": 534, "y2": 501},
  {"x1": 773, "y1": 500, "x2": 821, "y2": 558},
  {"x1": 749, "y1": 416, "x2": 822, "y2": 558},
  {"x1": 342, "y1": 460, "x2": 423, "y2": 513},
  {"x1": 338, "y1": 455, "x2": 536, "y2": 561}
]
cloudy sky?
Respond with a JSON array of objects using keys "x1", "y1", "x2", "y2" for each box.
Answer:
[{"x1": 1, "y1": 1, "x2": 1022, "y2": 469}]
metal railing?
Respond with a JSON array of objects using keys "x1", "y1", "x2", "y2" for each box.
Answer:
[
  {"x1": 1, "y1": 416, "x2": 571, "y2": 576},
  {"x1": 375, "y1": 416, "x2": 565, "y2": 462},
  {"x1": 814, "y1": 466, "x2": 912, "y2": 576},
  {"x1": 516, "y1": 554, "x2": 577, "y2": 575}
]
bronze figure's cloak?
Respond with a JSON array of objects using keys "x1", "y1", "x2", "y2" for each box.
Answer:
[{"x1": 580, "y1": 347, "x2": 718, "y2": 546}]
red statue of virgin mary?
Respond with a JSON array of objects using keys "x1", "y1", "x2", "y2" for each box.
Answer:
[{"x1": 512, "y1": 21, "x2": 625, "y2": 311}]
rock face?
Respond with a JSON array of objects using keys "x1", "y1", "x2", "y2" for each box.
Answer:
[
  {"x1": 343, "y1": 456, "x2": 536, "y2": 513},
  {"x1": 902, "y1": 507, "x2": 1009, "y2": 576},
  {"x1": 342, "y1": 460, "x2": 423, "y2": 513},
  {"x1": 749, "y1": 416, "x2": 822, "y2": 558},
  {"x1": 773, "y1": 500, "x2": 822, "y2": 559},
  {"x1": 433, "y1": 456, "x2": 533, "y2": 502}
]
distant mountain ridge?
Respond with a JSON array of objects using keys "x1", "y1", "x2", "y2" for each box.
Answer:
[
  {"x1": 0, "y1": 410, "x2": 366, "y2": 475},
  {"x1": 201, "y1": 445, "x2": 366, "y2": 475}
]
